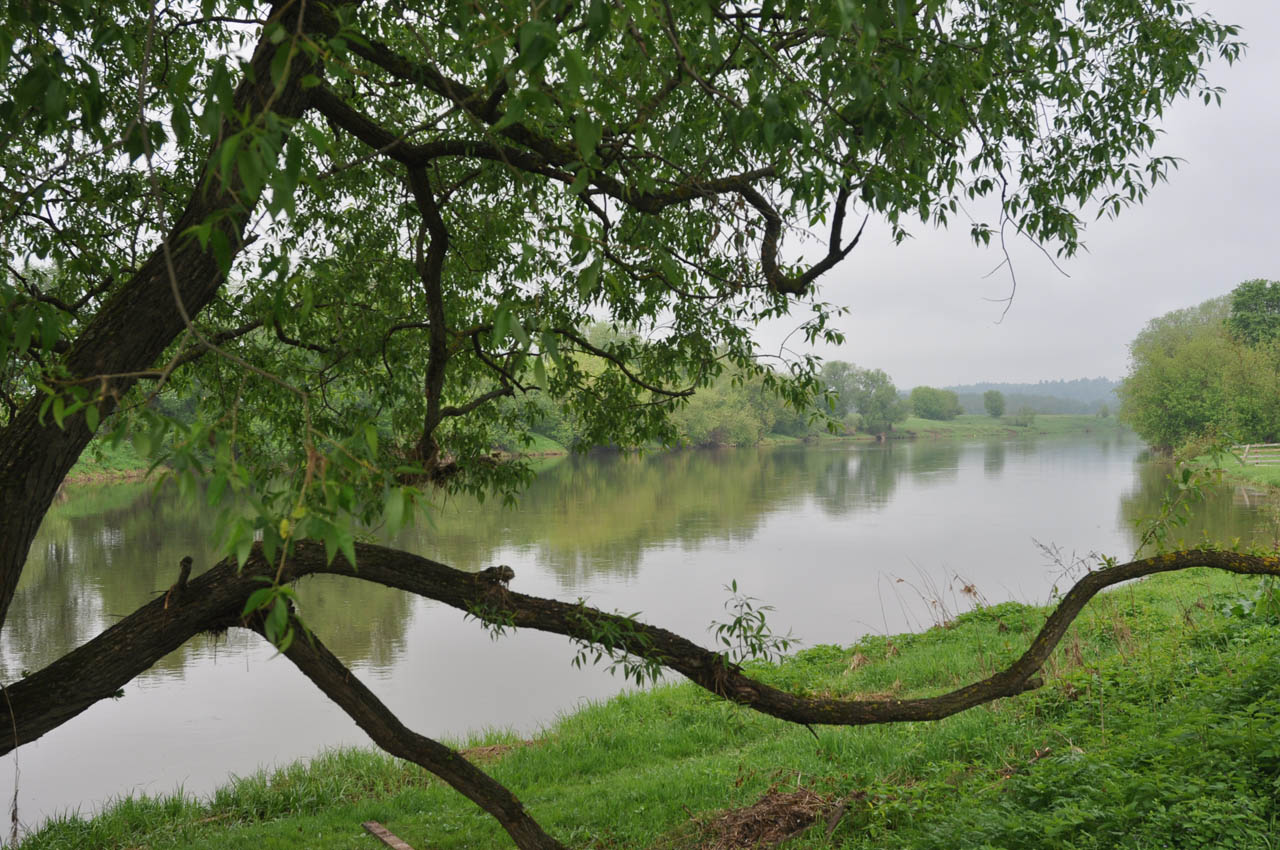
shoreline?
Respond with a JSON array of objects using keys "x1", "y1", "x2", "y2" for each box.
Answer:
[{"x1": 60, "y1": 415, "x2": 1129, "y2": 486}]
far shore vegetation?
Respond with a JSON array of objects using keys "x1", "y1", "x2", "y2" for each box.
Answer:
[
  {"x1": 23, "y1": 565, "x2": 1280, "y2": 850},
  {"x1": 66, "y1": 361, "x2": 1125, "y2": 485},
  {"x1": 1117, "y1": 279, "x2": 1280, "y2": 496}
]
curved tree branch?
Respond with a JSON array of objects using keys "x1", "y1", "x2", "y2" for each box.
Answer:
[{"x1": 4, "y1": 546, "x2": 1276, "y2": 759}]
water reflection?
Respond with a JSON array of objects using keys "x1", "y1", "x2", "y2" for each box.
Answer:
[
  {"x1": 1118, "y1": 461, "x2": 1279, "y2": 552},
  {"x1": 983, "y1": 442, "x2": 1006, "y2": 478}
]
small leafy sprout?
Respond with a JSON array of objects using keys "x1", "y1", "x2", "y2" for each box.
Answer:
[
  {"x1": 567, "y1": 601, "x2": 663, "y2": 686},
  {"x1": 464, "y1": 600, "x2": 517, "y2": 640},
  {"x1": 709, "y1": 580, "x2": 798, "y2": 664}
]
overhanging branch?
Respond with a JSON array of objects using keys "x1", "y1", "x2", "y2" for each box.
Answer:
[{"x1": 3, "y1": 546, "x2": 1276, "y2": 759}]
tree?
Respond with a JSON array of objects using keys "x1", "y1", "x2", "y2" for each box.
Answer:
[
  {"x1": 1227, "y1": 279, "x2": 1280, "y2": 347},
  {"x1": 0, "y1": 2, "x2": 1266, "y2": 847},
  {"x1": 850, "y1": 367, "x2": 908, "y2": 436},
  {"x1": 983, "y1": 389, "x2": 1006, "y2": 418},
  {"x1": 819, "y1": 360, "x2": 859, "y2": 420},
  {"x1": 910, "y1": 386, "x2": 963, "y2": 421},
  {"x1": 1119, "y1": 293, "x2": 1280, "y2": 451}
]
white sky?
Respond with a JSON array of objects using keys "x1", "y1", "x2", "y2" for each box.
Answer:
[{"x1": 769, "y1": 0, "x2": 1279, "y2": 389}]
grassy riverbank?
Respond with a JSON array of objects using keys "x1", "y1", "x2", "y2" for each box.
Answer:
[
  {"x1": 1194, "y1": 452, "x2": 1280, "y2": 490},
  {"x1": 65, "y1": 440, "x2": 151, "y2": 483},
  {"x1": 896, "y1": 413, "x2": 1124, "y2": 441},
  {"x1": 23, "y1": 566, "x2": 1280, "y2": 849}
]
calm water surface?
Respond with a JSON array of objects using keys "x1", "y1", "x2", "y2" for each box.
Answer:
[{"x1": 0, "y1": 433, "x2": 1273, "y2": 829}]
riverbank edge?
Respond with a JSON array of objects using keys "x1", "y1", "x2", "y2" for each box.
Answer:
[
  {"x1": 1189, "y1": 452, "x2": 1280, "y2": 492},
  {"x1": 62, "y1": 414, "x2": 1126, "y2": 486},
  {"x1": 21, "y1": 566, "x2": 1280, "y2": 850}
]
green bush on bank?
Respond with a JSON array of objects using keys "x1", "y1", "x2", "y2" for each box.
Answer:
[
  {"x1": 1119, "y1": 281, "x2": 1280, "y2": 452},
  {"x1": 21, "y1": 567, "x2": 1280, "y2": 850}
]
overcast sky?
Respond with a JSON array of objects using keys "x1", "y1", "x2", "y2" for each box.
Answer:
[{"x1": 766, "y1": 0, "x2": 1279, "y2": 389}]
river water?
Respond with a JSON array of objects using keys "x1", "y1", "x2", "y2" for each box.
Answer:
[{"x1": 0, "y1": 433, "x2": 1273, "y2": 830}]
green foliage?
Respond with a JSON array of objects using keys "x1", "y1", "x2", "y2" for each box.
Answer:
[
  {"x1": 567, "y1": 603, "x2": 664, "y2": 686},
  {"x1": 709, "y1": 580, "x2": 797, "y2": 664},
  {"x1": 909, "y1": 386, "x2": 962, "y2": 421},
  {"x1": 819, "y1": 362, "x2": 908, "y2": 435},
  {"x1": 1119, "y1": 289, "x2": 1280, "y2": 450},
  {"x1": 982, "y1": 389, "x2": 1005, "y2": 418},
  {"x1": 1009, "y1": 406, "x2": 1037, "y2": 427},
  {"x1": 0, "y1": 0, "x2": 1245, "y2": 580},
  {"x1": 1222, "y1": 577, "x2": 1280, "y2": 624},
  {"x1": 1226, "y1": 279, "x2": 1280, "y2": 347}
]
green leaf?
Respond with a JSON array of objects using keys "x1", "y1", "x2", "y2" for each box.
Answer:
[
  {"x1": 338, "y1": 529, "x2": 356, "y2": 568},
  {"x1": 577, "y1": 258, "x2": 602, "y2": 299},
  {"x1": 573, "y1": 112, "x2": 602, "y2": 160},
  {"x1": 562, "y1": 48, "x2": 590, "y2": 93},
  {"x1": 207, "y1": 472, "x2": 229, "y2": 507},
  {"x1": 491, "y1": 304, "x2": 513, "y2": 347},
  {"x1": 568, "y1": 168, "x2": 592, "y2": 195},
  {"x1": 13, "y1": 306, "x2": 36, "y2": 354},
  {"x1": 234, "y1": 525, "x2": 253, "y2": 568},
  {"x1": 241, "y1": 586, "x2": 275, "y2": 618},
  {"x1": 266, "y1": 596, "x2": 288, "y2": 642},
  {"x1": 83, "y1": 404, "x2": 99, "y2": 433},
  {"x1": 491, "y1": 97, "x2": 526, "y2": 132},
  {"x1": 216, "y1": 132, "x2": 242, "y2": 190},
  {"x1": 516, "y1": 20, "x2": 557, "y2": 73},
  {"x1": 363, "y1": 423, "x2": 379, "y2": 456}
]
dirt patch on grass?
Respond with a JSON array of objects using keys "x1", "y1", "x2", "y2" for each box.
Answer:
[
  {"x1": 696, "y1": 787, "x2": 830, "y2": 849},
  {"x1": 460, "y1": 740, "x2": 535, "y2": 762}
]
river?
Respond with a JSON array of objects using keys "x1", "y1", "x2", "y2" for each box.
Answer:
[{"x1": 0, "y1": 432, "x2": 1273, "y2": 831}]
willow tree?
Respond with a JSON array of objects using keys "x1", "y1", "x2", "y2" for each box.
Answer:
[{"x1": 1, "y1": 1, "x2": 1273, "y2": 847}]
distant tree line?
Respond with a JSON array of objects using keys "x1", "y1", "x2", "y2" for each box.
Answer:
[
  {"x1": 946, "y1": 378, "x2": 1119, "y2": 415},
  {"x1": 1119, "y1": 280, "x2": 1280, "y2": 452},
  {"x1": 501, "y1": 347, "x2": 1121, "y2": 449}
]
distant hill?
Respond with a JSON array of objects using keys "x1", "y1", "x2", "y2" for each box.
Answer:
[{"x1": 944, "y1": 378, "x2": 1120, "y2": 415}]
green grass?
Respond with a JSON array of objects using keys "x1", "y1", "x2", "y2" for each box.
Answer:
[
  {"x1": 22, "y1": 567, "x2": 1280, "y2": 850},
  {"x1": 65, "y1": 439, "x2": 151, "y2": 482},
  {"x1": 898, "y1": 413, "x2": 1125, "y2": 440},
  {"x1": 1196, "y1": 452, "x2": 1280, "y2": 490},
  {"x1": 516, "y1": 432, "x2": 569, "y2": 455}
]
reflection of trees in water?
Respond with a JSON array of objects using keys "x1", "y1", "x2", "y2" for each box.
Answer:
[
  {"x1": 812, "y1": 447, "x2": 898, "y2": 515},
  {"x1": 983, "y1": 442, "x2": 1006, "y2": 478},
  {"x1": 1118, "y1": 462, "x2": 1275, "y2": 552},
  {"x1": 1, "y1": 481, "x2": 415, "y2": 680},
  {"x1": 905, "y1": 441, "x2": 962, "y2": 483},
  {"x1": 401, "y1": 448, "x2": 827, "y2": 589},
  {"x1": 293, "y1": 575, "x2": 414, "y2": 670}
]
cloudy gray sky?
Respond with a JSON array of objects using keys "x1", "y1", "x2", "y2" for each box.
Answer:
[{"x1": 773, "y1": 0, "x2": 1278, "y2": 389}]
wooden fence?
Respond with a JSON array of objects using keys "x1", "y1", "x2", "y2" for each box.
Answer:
[{"x1": 1237, "y1": 443, "x2": 1280, "y2": 466}]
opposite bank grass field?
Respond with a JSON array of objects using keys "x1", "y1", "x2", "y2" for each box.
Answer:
[{"x1": 21, "y1": 566, "x2": 1280, "y2": 850}]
